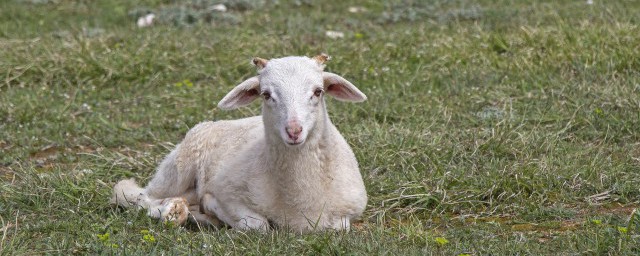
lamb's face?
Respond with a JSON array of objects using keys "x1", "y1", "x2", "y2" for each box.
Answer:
[
  {"x1": 217, "y1": 54, "x2": 367, "y2": 147},
  {"x1": 258, "y1": 57, "x2": 325, "y2": 146}
]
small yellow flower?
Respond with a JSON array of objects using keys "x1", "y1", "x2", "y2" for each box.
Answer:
[
  {"x1": 617, "y1": 226, "x2": 628, "y2": 234},
  {"x1": 435, "y1": 237, "x2": 449, "y2": 246},
  {"x1": 593, "y1": 108, "x2": 604, "y2": 116},
  {"x1": 175, "y1": 79, "x2": 193, "y2": 88},
  {"x1": 143, "y1": 233, "x2": 156, "y2": 243},
  {"x1": 591, "y1": 219, "x2": 602, "y2": 225},
  {"x1": 97, "y1": 233, "x2": 110, "y2": 242}
]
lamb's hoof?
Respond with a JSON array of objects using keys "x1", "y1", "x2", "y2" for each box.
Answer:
[{"x1": 160, "y1": 197, "x2": 189, "y2": 225}]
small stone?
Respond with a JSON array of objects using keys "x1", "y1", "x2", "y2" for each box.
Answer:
[
  {"x1": 325, "y1": 30, "x2": 344, "y2": 39},
  {"x1": 210, "y1": 4, "x2": 227, "y2": 12},
  {"x1": 137, "y1": 13, "x2": 156, "y2": 28}
]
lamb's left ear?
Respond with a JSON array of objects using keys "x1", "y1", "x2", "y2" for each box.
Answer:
[
  {"x1": 323, "y1": 72, "x2": 367, "y2": 102},
  {"x1": 217, "y1": 76, "x2": 261, "y2": 110}
]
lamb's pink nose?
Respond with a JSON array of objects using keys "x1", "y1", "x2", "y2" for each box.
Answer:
[{"x1": 286, "y1": 122, "x2": 302, "y2": 141}]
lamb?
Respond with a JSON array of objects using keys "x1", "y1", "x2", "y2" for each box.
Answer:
[{"x1": 111, "y1": 54, "x2": 368, "y2": 232}]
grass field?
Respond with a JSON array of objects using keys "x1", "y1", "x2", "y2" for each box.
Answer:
[{"x1": 1, "y1": 0, "x2": 640, "y2": 254}]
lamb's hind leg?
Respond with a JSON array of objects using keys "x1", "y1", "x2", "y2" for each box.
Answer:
[
  {"x1": 111, "y1": 178, "x2": 191, "y2": 225},
  {"x1": 145, "y1": 149, "x2": 197, "y2": 200},
  {"x1": 112, "y1": 149, "x2": 195, "y2": 225}
]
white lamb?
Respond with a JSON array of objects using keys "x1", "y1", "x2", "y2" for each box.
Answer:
[{"x1": 111, "y1": 54, "x2": 368, "y2": 232}]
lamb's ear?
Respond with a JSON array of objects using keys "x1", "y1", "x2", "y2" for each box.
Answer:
[
  {"x1": 217, "y1": 76, "x2": 261, "y2": 110},
  {"x1": 323, "y1": 72, "x2": 367, "y2": 102}
]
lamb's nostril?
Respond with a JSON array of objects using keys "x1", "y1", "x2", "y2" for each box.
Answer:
[
  {"x1": 293, "y1": 126, "x2": 302, "y2": 135},
  {"x1": 286, "y1": 125, "x2": 302, "y2": 140}
]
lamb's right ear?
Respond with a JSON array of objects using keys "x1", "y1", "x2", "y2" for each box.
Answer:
[{"x1": 217, "y1": 76, "x2": 261, "y2": 110}]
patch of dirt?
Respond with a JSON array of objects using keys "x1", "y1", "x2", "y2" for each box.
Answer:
[
  {"x1": 0, "y1": 165, "x2": 15, "y2": 182},
  {"x1": 592, "y1": 203, "x2": 638, "y2": 216},
  {"x1": 74, "y1": 144, "x2": 99, "y2": 154},
  {"x1": 29, "y1": 144, "x2": 62, "y2": 163},
  {"x1": 351, "y1": 220, "x2": 366, "y2": 230}
]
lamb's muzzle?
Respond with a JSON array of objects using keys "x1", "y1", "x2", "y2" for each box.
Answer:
[{"x1": 285, "y1": 120, "x2": 303, "y2": 142}]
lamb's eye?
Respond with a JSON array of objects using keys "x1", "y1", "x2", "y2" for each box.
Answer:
[
  {"x1": 313, "y1": 88, "x2": 323, "y2": 97},
  {"x1": 262, "y1": 92, "x2": 271, "y2": 100}
]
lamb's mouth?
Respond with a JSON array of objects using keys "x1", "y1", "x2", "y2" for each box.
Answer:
[{"x1": 285, "y1": 140, "x2": 303, "y2": 146}]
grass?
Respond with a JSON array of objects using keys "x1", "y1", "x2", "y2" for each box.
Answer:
[{"x1": 1, "y1": 0, "x2": 640, "y2": 254}]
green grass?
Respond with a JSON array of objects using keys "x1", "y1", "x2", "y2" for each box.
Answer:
[{"x1": 2, "y1": 0, "x2": 640, "y2": 254}]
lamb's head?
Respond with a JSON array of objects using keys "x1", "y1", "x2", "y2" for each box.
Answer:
[{"x1": 217, "y1": 54, "x2": 367, "y2": 146}]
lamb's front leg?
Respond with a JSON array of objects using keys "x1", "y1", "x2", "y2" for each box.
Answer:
[
  {"x1": 328, "y1": 216, "x2": 351, "y2": 231},
  {"x1": 200, "y1": 193, "x2": 269, "y2": 231}
]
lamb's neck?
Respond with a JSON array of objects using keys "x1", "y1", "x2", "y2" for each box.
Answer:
[
  {"x1": 265, "y1": 116, "x2": 333, "y2": 177},
  {"x1": 266, "y1": 136, "x2": 333, "y2": 200}
]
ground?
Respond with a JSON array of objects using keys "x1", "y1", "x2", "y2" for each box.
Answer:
[{"x1": 1, "y1": 0, "x2": 639, "y2": 254}]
